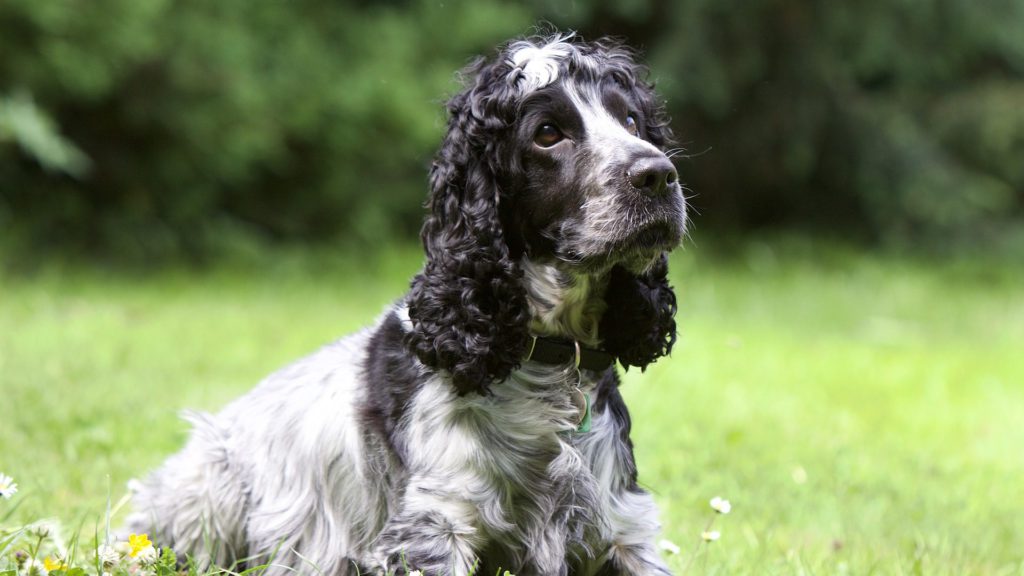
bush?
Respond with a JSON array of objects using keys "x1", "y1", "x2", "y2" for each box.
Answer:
[
  {"x1": 2, "y1": 0, "x2": 1022, "y2": 259},
  {"x1": 0, "y1": 0, "x2": 530, "y2": 259},
  {"x1": 545, "y1": 0, "x2": 1024, "y2": 246}
]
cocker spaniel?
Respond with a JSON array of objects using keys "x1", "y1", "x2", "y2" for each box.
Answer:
[{"x1": 128, "y1": 32, "x2": 687, "y2": 576}]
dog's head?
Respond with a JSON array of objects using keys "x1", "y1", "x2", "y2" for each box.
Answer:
[{"x1": 407, "y1": 33, "x2": 686, "y2": 395}]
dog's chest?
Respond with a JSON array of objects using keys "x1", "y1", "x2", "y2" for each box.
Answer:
[{"x1": 401, "y1": 362, "x2": 623, "y2": 572}]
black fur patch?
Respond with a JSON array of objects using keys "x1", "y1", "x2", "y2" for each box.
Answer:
[
  {"x1": 599, "y1": 254, "x2": 677, "y2": 371},
  {"x1": 359, "y1": 309, "x2": 426, "y2": 465}
]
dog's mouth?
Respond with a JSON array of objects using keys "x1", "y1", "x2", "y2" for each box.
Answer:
[
  {"x1": 613, "y1": 220, "x2": 682, "y2": 256},
  {"x1": 625, "y1": 221, "x2": 679, "y2": 248},
  {"x1": 559, "y1": 220, "x2": 682, "y2": 272}
]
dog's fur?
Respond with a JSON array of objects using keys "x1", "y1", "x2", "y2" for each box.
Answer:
[{"x1": 128, "y1": 33, "x2": 687, "y2": 576}]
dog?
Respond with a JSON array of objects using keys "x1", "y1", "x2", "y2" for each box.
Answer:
[{"x1": 128, "y1": 32, "x2": 687, "y2": 576}]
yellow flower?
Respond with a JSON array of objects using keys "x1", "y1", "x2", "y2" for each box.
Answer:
[
  {"x1": 43, "y1": 556, "x2": 67, "y2": 572},
  {"x1": 128, "y1": 534, "x2": 152, "y2": 558}
]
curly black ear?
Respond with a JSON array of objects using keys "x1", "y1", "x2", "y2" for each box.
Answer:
[
  {"x1": 405, "y1": 58, "x2": 530, "y2": 396},
  {"x1": 599, "y1": 254, "x2": 677, "y2": 370}
]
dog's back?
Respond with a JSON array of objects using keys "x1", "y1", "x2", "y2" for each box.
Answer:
[{"x1": 128, "y1": 329, "x2": 384, "y2": 574}]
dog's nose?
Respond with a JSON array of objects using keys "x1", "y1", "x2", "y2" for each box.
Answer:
[{"x1": 628, "y1": 156, "x2": 678, "y2": 197}]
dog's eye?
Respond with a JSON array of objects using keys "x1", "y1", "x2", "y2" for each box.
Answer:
[
  {"x1": 625, "y1": 114, "x2": 639, "y2": 136},
  {"x1": 534, "y1": 124, "x2": 564, "y2": 147}
]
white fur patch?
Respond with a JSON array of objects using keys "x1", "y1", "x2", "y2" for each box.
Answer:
[
  {"x1": 507, "y1": 35, "x2": 576, "y2": 92},
  {"x1": 522, "y1": 257, "x2": 605, "y2": 346},
  {"x1": 394, "y1": 301, "x2": 413, "y2": 332}
]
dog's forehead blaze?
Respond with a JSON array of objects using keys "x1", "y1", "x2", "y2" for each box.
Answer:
[
  {"x1": 568, "y1": 85, "x2": 619, "y2": 126},
  {"x1": 566, "y1": 84, "x2": 663, "y2": 159}
]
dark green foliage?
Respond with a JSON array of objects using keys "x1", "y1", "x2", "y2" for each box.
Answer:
[
  {"x1": 1, "y1": 0, "x2": 1022, "y2": 259},
  {"x1": 0, "y1": 0, "x2": 529, "y2": 258},
  {"x1": 570, "y1": 0, "x2": 1024, "y2": 247}
]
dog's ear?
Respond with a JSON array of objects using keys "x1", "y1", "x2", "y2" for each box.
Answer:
[
  {"x1": 599, "y1": 253, "x2": 677, "y2": 371},
  {"x1": 406, "y1": 59, "x2": 530, "y2": 396},
  {"x1": 596, "y1": 38, "x2": 675, "y2": 151},
  {"x1": 633, "y1": 76, "x2": 674, "y2": 151}
]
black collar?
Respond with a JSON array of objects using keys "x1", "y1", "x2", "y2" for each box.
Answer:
[{"x1": 524, "y1": 335, "x2": 616, "y2": 372}]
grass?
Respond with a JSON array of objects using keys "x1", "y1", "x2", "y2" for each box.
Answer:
[{"x1": 1, "y1": 237, "x2": 1022, "y2": 574}]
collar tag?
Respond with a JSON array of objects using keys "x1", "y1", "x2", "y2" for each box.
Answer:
[
  {"x1": 576, "y1": 393, "x2": 591, "y2": 433},
  {"x1": 568, "y1": 388, "x2": 591, "y2": 434}
]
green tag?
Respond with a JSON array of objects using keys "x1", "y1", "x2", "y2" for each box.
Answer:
[{"x1": 577, "y1": 393, "x2": 591, "y2": 433}]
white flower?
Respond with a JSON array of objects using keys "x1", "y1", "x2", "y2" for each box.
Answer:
[
  {"x1": 0, "y1": 472, "x2": 18, "y2": 499},
  {"x1": 792, "y1": 466, "x2": 808, "y2": 485},
  {"x1": 701, "y1": 530, "x2": 721, "y2": 542},
  {"x1": 20, "y1": 558, "x2": 48, "y2": 576},
  {"x1": 26, "y1": 519, "x2": 64, "y2": 547},
  {"x1": 97, "y1": 545, "x2": 122, "y2": 571},
  {"x1": 709, "y1": 496, "x2": 732, "y2": 515},
  {"x1": 133, "y1": 545, "x2": 158, "y2": 565},
  {"x1": 114, "y1": 541, "x2": 132, "y2": 557},
  {"x1": 657, "y1": 539, "x2": 680, "y2": 555},
  {"x1": 408, "y1": 571, "x2": 424, "y2": 576}
]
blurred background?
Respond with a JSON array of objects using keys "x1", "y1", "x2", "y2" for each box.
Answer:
[
  {"x1": 3, "y1": 0, "x2": 1023, "y2": 262},
  {"x1": 3, "y1": 3, "x2": 1024, "y2": 572}
]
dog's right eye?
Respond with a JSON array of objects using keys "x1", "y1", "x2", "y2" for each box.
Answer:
[{"x1": 534, "y1": 124, "x2": 564, "y2": 147}]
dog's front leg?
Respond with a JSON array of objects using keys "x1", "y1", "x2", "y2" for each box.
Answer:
[
  {"x1": 373, "y1": 474, "x2": 485, "y2": 576},
  {"x1": 581, "y1": 387, "x2": 673, "y2": 575},
  {"x1": 598, "y1": 487, "x2": 673, "y2": 575}
]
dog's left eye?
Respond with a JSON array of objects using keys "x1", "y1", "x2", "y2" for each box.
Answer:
[
  {"x1": 625, "y1": 114, "x2": 638, "y2": 136},
  {"x1": 534, "y1": 124, "x2": 564, "y2": 147}
]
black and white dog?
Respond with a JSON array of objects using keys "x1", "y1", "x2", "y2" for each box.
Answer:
[{"x1": 129, "y1": 33, "x2": 687, "y2": 576}]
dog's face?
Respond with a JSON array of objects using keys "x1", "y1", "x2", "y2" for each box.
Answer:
[
  {"x1": 500, "y1": 39, "x2": 687, "y2": 274},
  {"x1": 409, "y1": 35, "x2": 682, "y2": 392}
]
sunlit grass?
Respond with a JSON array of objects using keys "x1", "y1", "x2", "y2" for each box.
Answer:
[{"x1": 2, "y1": 238, "x2": 1022, "y2": 574}]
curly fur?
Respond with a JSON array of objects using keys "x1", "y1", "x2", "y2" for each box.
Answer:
[
  {"x1": 600, "y1": 255, "x2": 678, "y2": 370},
  {"x1": 408, "y1": 34, "x2": 682, "y2": 394},
  {"x1": 128, "y1": 32, "x2": 688, "y2": 576},
  {"x1": 405, "y1": 58, "x2": 531, "y2": 395}
]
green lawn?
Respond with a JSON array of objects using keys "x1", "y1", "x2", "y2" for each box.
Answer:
[{"x1": 2, "y1": 239, "x2": 1022, "y2": 574}]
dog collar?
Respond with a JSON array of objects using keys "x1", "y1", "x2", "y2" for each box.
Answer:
[{"x1": 523, "y1": 335, "x2": 615, "y2": 372}]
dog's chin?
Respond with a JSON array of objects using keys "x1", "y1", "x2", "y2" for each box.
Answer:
[
  {"x1": 612, "y1": 221, "x2": 683, "y2": 271},
  {"x1": 563, "y1": 221, "x2": 683, "y2": 274},
  {"x1": 618, "y1": 221, "x2": 680, "y2": 252}
]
